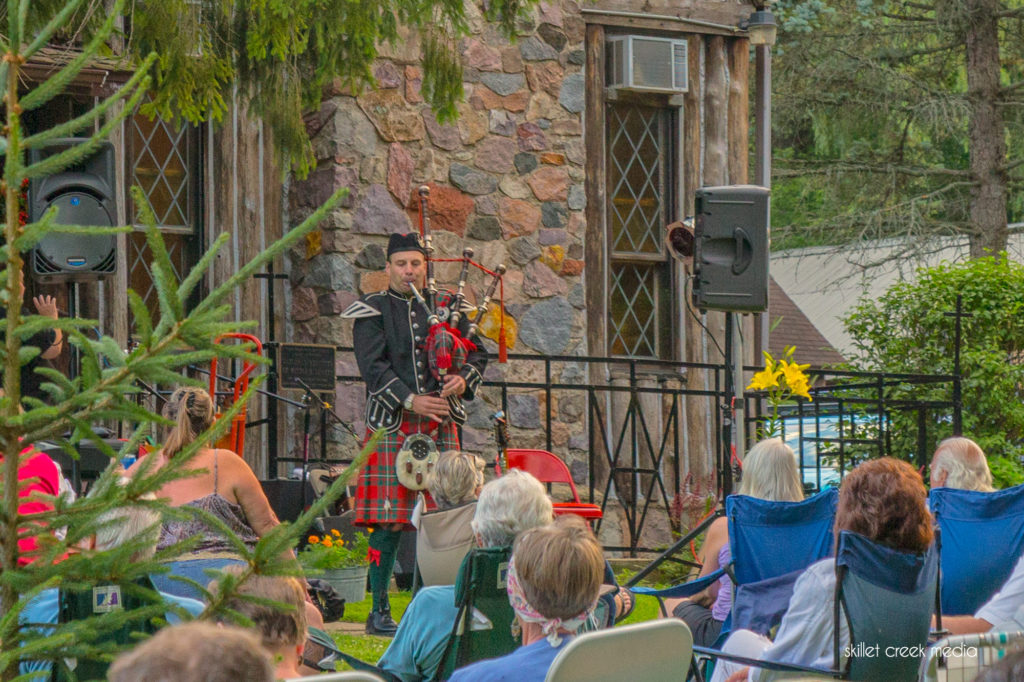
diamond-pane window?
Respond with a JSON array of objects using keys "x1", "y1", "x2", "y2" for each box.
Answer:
[
  {"x1": 127, "y1": 107, "x2": 202, "y2": 328},
  {"x1": 606, "y1": 100, "x2": 674, "y2": 359},
  {"x1": 608, "y1": 105, "x2": 668, "y2": 258},
  {"x1": 129, "y1": 110, "x2": 198, "y2": 231}
]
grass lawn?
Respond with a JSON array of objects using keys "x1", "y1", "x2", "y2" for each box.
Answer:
[{"x1": 331, "y1": 591, "x2": 412, "y2": 668}]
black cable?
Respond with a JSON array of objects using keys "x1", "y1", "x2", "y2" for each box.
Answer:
[{"x1": 683, "y1": 272, "x2": 727, "y2": 360}]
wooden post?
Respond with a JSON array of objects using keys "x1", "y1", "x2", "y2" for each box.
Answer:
[
  {"x1": 728, "y1": 37, "x2": 756, "y2": 448},
  {"x1": 702, "y1": 35, "x2": 730, "y2": 482},
  {"x1": 728, "y1": 38, "x2": 750, "y2": 186},
  {"x1": 584, "y1": 22, "x2": 610, "y2": 490}
]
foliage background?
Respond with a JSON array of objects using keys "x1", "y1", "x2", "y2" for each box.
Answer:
[
  {"x1": 768, "y1": 0, "x2": 1024, "y2": 255},
  {"x1": 843, "y1": 256, "x2": 1024, "y2": 487}
]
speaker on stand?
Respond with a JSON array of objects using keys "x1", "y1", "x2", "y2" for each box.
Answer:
[
  {"x1": 691, "y1": 185, "x2": 770, "y2": 313},
  {"x1": 27, "y1": 138, "x2": 119, "y2": 381},
  {"x1": 667, "y1": 185, "x2": 771, "y2": 496}
]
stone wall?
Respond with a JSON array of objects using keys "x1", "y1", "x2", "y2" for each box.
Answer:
[{"x1": 287, "y1": 0, "x2": 591, "y2": 466}]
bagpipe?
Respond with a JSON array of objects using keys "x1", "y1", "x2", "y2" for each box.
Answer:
[
  {"x1": 408, "y1": 184, "x2": 508, "y2": 381},
  {"x1": 395, "y1": 187, "x2": 507, "y2": 492}
]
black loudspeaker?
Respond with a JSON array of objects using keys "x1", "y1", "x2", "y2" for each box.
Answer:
[
  {"x1": 692, "y1": 185, "x2": 770, "y2": 312},
  {"x1": 28, "y1": 138, "x2": 117, "y2": 281}
]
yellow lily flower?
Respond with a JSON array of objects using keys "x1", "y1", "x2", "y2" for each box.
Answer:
[
  {"x1": 748, "y1": 366, "x2": 782, "y2": 391},
  {"x1": 790, "y1": 377, "x2": 812, "y2": 401},
  {"x1": 779, "y1": 360, "x2": 810, "y2": 385}
]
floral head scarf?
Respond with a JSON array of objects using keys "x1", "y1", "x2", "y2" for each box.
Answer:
[{"x1": 505, "y1": 554, "x2": 597, "y2": 646}]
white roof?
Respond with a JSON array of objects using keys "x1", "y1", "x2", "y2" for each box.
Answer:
[{"x1": 770, "y1": 231, "x2": 1024, "y2": 357}]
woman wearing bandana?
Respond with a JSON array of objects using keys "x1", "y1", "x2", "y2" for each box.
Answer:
[{"x1": 449, "y1": 516, "x2": 604, "y2": 681}]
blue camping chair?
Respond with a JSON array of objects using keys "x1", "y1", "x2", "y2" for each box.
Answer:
[
  {"x1": 693, "y1": 530, "x2": 939, "y2": 682},
  {"x1": 632, "y1": 488, "x2": 839, "y2": 638},
  {"x1": 929, "y1": 483, "x2": 1024, "y2": 616}
]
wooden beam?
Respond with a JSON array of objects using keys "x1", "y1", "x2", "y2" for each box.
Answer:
[
  {"x1": 583, "y1": 23, "x2": 611, "y2": 489},
  {"x1": 582, "y1": 12, "x2": 741, "y2": 37},
  {"x1": 728, "y1": 37, "x2": 750, "y2": 185},
  {"x1": 585, "y1": 2, "x2": 752, "y2": 29},
  {"x1": 584, "y1": 23, "x2": 607, "y2": 362},
  {"x1": 683, "y1": 34, "x2": 702, "y2": 217},
  {"x1": 704, "y1": 36, "x2": 729, "y2": 186}
]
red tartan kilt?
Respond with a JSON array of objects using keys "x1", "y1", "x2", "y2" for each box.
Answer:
[{"x1": 354, "y1": 413, "x2": 460, "y2": 527}]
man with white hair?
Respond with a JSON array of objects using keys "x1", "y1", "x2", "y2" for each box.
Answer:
[
  {"x1": 378, "y1": 469, "x2": 554, "y2": 682},
  {"x1": 930, "y1": 437, "x2": 995, "y2": 491}
]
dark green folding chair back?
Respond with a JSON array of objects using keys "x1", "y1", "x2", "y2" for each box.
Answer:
[
  {"x1": 837, "y1": 531, "x2": 938, "y2": 682},
  {"x1": 436, "y1": 545, "x2": 517, "y2": 680},
  {"x1": 52, "y1": 577, "x2": 164, "y2": 682}
]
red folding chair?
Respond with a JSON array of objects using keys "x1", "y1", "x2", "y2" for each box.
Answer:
[{"x1": 498, "y1": 448, "x2": 603, "y2": 521}]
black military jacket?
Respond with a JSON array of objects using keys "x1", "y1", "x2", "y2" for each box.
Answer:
[{"x1": 343, "y1": 288, "x2": 487, "y2": 432}]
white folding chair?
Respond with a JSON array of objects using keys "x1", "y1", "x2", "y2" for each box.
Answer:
[
  {"x1": 290, "y1": 672, "x2": 386, "y2": 682},
  {"x1": 544, "y1": 619, "x2": 693, "y2": 682},
  {"x1": 919, "y1": 631, "x2": 1024, "y2": 682}
]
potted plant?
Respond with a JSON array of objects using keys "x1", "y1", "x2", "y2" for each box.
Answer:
[{"x1": 299, "y1": 529, "x2": 371, "y2": 604}]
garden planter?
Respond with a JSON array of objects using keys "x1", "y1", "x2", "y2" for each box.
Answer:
[{"x1": 319, "y1": 565, "x2": 368, "y2": 604}]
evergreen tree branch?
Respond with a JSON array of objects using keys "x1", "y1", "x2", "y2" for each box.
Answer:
[
  {"x1": 775, "y1": 161, "x2": 974, "y2": 178},
  {"x1": 22, "y1": 52, "x2": 157, "y2": 149},
  {"x1": 22, "y1": 0, "x2": 88, "y2": 59},
  {"x1": 18, "y1": 0, "x2": 127, "y2": 112}
]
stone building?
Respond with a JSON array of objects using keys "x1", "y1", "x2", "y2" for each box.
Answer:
[
  {"x1": 286, "y1": 0, "x2": 759, "y2": 550},
  {"x1": 22, "y1": 0, "x2": 758, "y2": 550}
]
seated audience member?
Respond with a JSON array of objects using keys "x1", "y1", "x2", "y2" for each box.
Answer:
[
  {"x1": 378, "y1": 469, "x2": 554, "y2": 682},
  {"x1": 210, "y1": 568, "x2": 308, "y2": 680},
  {"x1": 415, "y1": 451, "x2": 482, "y2": 586},
  {"x1": 930, "y1": 436, "x2": 995, "y2": 491},
  {"x1": 711, "y1": 457, "x2": 934, "y2": 682},
  {"x1": 138, "y1": 387, "x2": 282, "y2": 600},
  {"x1": 943, "y1": 552, "x2": 1024, "y2": 634},
  {"x1": 107, "y1": 621, "x2": 274, "y2": 682},
  {"x1": 19, "y1": 494, "x2": 204, "y2": 679},
  {"x1": 448, "y1": 515, "x2": 604, "y2": 682},
  {"x1": 2, "y1": 444, "x2": 64, "y2": 566},
  {"x1": 663, "y1": 438, "x2": 804, "y2": 647}
]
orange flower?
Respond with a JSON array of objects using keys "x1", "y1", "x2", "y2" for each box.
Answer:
[
  {"x1": 308, "y1": 536, "x2": 320, "y2": 544},
  {"x1": 331, "y1": 529, "x2": 341, "y2": 537},
  {"x1": 322, "y1": 537, "x2": 334, "y2": 548}
]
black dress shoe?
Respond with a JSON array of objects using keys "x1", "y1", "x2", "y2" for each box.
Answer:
[{"x1": 366, "y1": 609, "x2": 399, "y2": 636}]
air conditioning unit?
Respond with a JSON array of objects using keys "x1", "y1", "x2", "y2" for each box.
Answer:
[{"x1": 606, "y1": 35, "x2": 688, "y2": 93}]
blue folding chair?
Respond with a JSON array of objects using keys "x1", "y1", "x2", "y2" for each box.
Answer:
[
  {"x1": 929, "y1": 483, "x2": 1024, "y2": 616},
  {"x1": 724, "y1": 488, "x2": 840, "y2": 639},
  {"x1": 632, "y1": 488, "x2": 839, "y2": 637},
  {"x1": 694, "y1": 530, "x2": 939, "y2": 682},
  {"x1": 728, "y1": 488, "x2": 839, "y2": 588}
]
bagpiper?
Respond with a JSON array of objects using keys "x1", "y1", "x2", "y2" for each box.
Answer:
[{"x1": 341, "y1": 231, "x2": 487, "y2": 635}]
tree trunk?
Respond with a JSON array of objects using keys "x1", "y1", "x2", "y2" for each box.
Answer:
[{"x1": 965, "y1": 0, "x2": 1007, "y2": 258}]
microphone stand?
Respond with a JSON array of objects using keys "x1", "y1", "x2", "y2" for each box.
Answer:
[
  {"x1": 296, "y1": 379, "x2": 359, "y2": 441},
  {"x1": 301, "y1": 389, "x2": 313, "y2": 510},
  {"x1": 296, "y1": 379, "x2": 361, "y2": 512}
]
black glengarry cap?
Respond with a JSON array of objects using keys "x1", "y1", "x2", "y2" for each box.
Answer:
[{"x1": 387, "y1": 232, "x2": 426, "y2": 258}]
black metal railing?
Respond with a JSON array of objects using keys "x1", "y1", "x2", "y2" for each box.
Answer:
[{"x1": 258, "y1": 346, "x2": 958, "y2": 555}]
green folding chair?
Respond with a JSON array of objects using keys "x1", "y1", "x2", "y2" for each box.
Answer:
[
  {"x1": 50, "y1": 576, "x2": 167, "y2": 682},
  {"x1": 434, "y1": 545, "x2": 517, "y2": 680}
]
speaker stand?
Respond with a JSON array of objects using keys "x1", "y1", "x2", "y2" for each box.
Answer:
[{"x1": 66, "y1": 281, "x2": 81, "y2": 381}]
